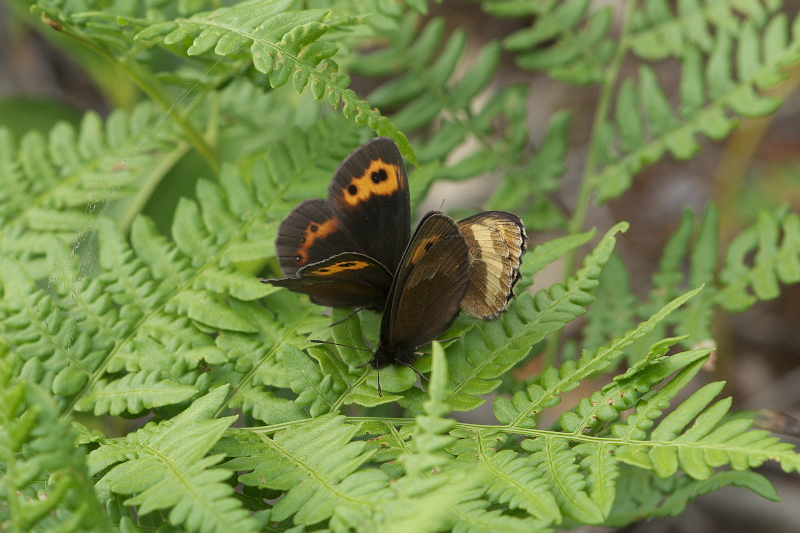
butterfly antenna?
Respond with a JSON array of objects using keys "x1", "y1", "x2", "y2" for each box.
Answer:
[
  {"x1": 418, "y1": 335, "x2": 461, "y2": 348},
  {"x1": 310, "y1": 339, "x2": 372, "y2": 353},
  {"x1": 329, "y1": 308, "x2": 361, "y2": 327},
  {"x1": 399, "y1": 360, "x2": 430, "y2": 383}
]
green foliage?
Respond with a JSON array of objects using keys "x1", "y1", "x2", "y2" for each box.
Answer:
[{"x1": 3, "y1": 1, "x2": 800, "y2": 532}]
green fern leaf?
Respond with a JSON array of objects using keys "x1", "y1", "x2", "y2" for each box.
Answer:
[
  {"x1": 522, "y1": 437, "x2": 604, "y2": 524},
  {"x1": 717, "y1": 210, "x2": 800, "y2": 311},
  {"x1": 629, "y1": 0, "x2": 780, "y2": 60},
  {"x1": 597, "y1": 13, "x2": 800, "y2": 201},
  {"x1": 134, "y1": 0, "x2": 412, "y2": 158},
  {"x1": 490, "y1": 0, "x2": 615, "y2": 85},
  {"x1": 0, "y1": 103, "x2": 186, "y2": 283},
  {"x1": 607, "y1": 465, "x2": 779, "y2": 526},
  {"x1": 88, "y1": 386, "x2": 256, "y2": 533},
  {"x1": 0, "y1": 361, "x2": 109, "y2": 532},
  {"x1": 219, "y1": 414, "x2": 389, "y2": 527},
  {"x1": 465, "y1": 436, "x2": 561, "y2": 523}
]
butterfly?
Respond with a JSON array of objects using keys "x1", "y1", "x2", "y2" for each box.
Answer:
[
  {"x1": 264, "y1": 137, "x2": 527, "y2": 318},
  {"x1": 263, "y1": 138, "x2": 527, "y2": 393}
]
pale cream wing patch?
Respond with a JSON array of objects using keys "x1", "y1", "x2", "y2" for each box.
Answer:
[{"x1": 458, "y1": 212, "x2": 527, "y2": 319}]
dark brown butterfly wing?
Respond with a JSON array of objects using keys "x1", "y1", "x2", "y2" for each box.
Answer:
[
  {"x1": 268, "y1": 138, "x2": 410, "y2": 309},
  {"x1": 265, "y1": 252, "x2": 393, "y2": 309},
  {"x1": 371, "y1": 212, "x2": 469, "y2": 368},
  {"x1": 275, "y1": 199, "x2": 362, "y2": 277},
  {"x1": 457, "y1": 211, "x2": 528, "y2": 319},
  {"x1": 329, "y1": 137, "x2": 411, "y2": 275}
]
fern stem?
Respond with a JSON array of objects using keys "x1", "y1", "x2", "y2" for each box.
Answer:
[
  {"x1": 545, "y1": 1, "x2": 636, "y2": 369},
  {"x1": 34, "y1": 13, "x2": 221, "y2": 174}
]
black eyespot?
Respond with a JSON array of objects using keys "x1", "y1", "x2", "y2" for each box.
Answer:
[
  {"x1": 299, "y1": 237, "x2": 306, "y2": 243},
  {"x1": 340, "y1": 262, "x2": 354, "y2": 267},
  {"x1": 371, "y1": 169, "x2": 388, "y2": 183},
  {"x1": 310, "y1": 224, "x2": 318, "y2": 232},
  {"x1": 348, "y1": 184, "x2": 358, "y2": 195},
  {"x1": 295, "y1": 255, "x2": 303, "y2": 262},
  {"x1": 424, "y1": 241, "x2": 434, "y2": 251}
]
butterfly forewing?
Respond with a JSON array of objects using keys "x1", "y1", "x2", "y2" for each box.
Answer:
[
  {"x1": 275, "y1": 199, "x2": 362, "y2": 277},
  {"x1": 379, "y1": 212, "x2": 470, "y2": 358},
  {"x1": 329, "y1": 137, "x2": 411, "y2": 275},
  {"x1": 266, "y1": 138, "x2": 411, "y2": 310}
]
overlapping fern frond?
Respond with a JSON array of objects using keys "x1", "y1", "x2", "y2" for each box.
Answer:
[{"x1": 0, "y1": 103, "x2": 185, "y2": 284}]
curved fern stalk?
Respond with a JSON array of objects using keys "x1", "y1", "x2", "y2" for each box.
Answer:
[
  {"x1": 134, "y1": 0, "x2": 413, "y2": 159},
  {"x1": 0, "y1": 104, "x2": 187, "y2": 284},
  {"x1": 0, "y1": 360, "x2": 110, "y2": 532},
  {"x1": 495, "y1": 285, "x2": 702, "y2": 431},
  {"x1": 87, "y1": 386, "x2": 257, "y2": 533},
  {"x1": 217, "y1": 414, "x2": 391, "y2": 529},
  {"x1": 596, "y1": 13, "x2": 800, "y2": 201}
]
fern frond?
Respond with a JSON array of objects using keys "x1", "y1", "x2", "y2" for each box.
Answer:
[
  {"x1": 607, "y1": 465, "x2": 779, "y2": 526},
  {"x1": 1, "y1": 123, "x2": 365, "y2": 419},
  {"x1": 495, "y1": 286, "x2": 701, "y2": 430},
  {"x1": 484, "y1": 0, "x2": 616, "y2": 85},
  {"x1": 455, "y1": 432, "x2": 561, "y2": 524},
  {"x1": 88, "y1": 386, "x2": 256, "y2": 533},
  {"x1": 717, "y1": 209, "x2": 800, "y2": 311},
  {"x1": 218, "y1": 414, "x2": 390, "y2": 528},
  {"x1": 560, "y1": 347, "x2": 712, "y2": 436},
  {"x1": 352, "y1": 14, "x2": 571, "y2": 229},
  {"x1": 0, "y1": 361, "x2": 109, "y2": 532},
  {"x1": 373, "y1": 344, "x2": 480, "y2": 533},
  {"x1": 135, "y1": 0, "x2": 412, "y2": 155},
  {"x1": 629, "y1": 0, "x2": 781, "y2": 60},
  {"x1": 0, "y1": 103, "x2": 186, "y2": 283},
  {"x1": 522, "y1": 437, "x2": 605, "y2": 524},
  {"x1": 630, "y1": 382, "x2": 800, "y2": 478},
  {"x1": 597, "y1": 13, "x2": 800, "y2": 201}
]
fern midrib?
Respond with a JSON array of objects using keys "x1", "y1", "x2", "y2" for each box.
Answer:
[
  {"x1": 476, "y1": 433, "x2": 549, "y2": 514},
  {"x1": 330, "y1": 371, "x2": 372, "y2": 412},
  {"x1": 63, "y1": 133, "x2": 343, "y2": 418},
  {"x1": 137, "y1": 445, "x2": 233, "y2": 526},
  {"x1": 250, "y1": 416, "x2": 798, "y2": 468},
  {"x1": 220, "y1": 307, "x2": 318, "y2": 418},
  {"x1": 259, "y1": 430, "x2": 375, "y2": 508},
  {"x1": 448, "y1": 289, "x2": 581, "y2": 402}
]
